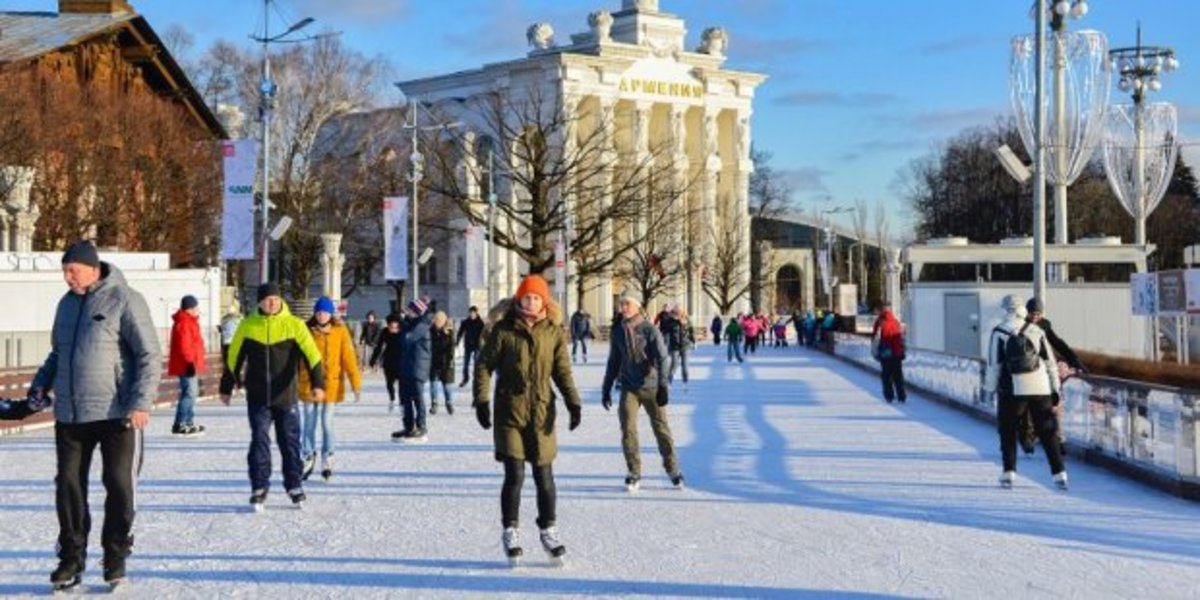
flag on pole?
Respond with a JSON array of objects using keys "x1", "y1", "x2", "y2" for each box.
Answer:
[
  {"x1": 220, "y1": 140, "x2": 257, "y2": 260},
  {"x1": 383, "y1": 197, "x2": 409, "y2": 281}
]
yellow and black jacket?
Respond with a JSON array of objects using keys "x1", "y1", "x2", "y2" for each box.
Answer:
[{"x1": 220, "y1": 302, "x2": 325, "y2": 407}]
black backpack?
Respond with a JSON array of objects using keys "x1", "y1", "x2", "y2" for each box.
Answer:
[{"x1": 996, "y1": 323, "x2": 1040, "y2": 375}]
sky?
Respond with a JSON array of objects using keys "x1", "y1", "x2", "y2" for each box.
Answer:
[{"x1": 98, "y1": 0, "x2": 1200, "y2": 233}]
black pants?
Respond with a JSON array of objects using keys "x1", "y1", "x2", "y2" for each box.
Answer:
[
  {"x1": 572, "y1": 338, "x2": 588, "y2": 360},
  {"x1": 997, "y1": 394, "x2": 1065, "y2": 474},
  {"x1": 384, "y1": 368, "x2": 401, "y2": 402},
  {"x1": 55, "y1": 419, "x2": 143, "y2": 564},
  {"x1": 880, "y1": 357, "x2": 906, "y2": 402},
  {"x1": 500, "y1": 459, "x2": 556, "y2": 529},
  {"x1": 247, "y1": 402, "x2": 303, "y2": 493},
  {"x1": 461, "y1": 348, "x2": 479, "y2": 383}
]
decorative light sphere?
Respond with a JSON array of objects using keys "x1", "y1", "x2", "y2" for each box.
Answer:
[
  {"x1": 1133, "y1": 78, "x2": 1145, "y2": 91},
  {"x1": 1054, "y1": 1, "x2": 1071, "y2": 16},
  {"x1": 1071, "y1": 1, "x2": 1089, "y2": 18},
  {"x1": 1118, "y1": 78, "x2": 1132, "y2": 92},
  {"x1": 1148, "y1": 78, "x2": 1162, "y2": 92},
  {"x1": 1165, "y1": 56, "x2": 1180, "y2": 72}
]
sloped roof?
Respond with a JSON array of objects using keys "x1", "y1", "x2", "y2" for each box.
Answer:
[{"x1": 0, "y1": 10, "x2": 135, "y2": 63}]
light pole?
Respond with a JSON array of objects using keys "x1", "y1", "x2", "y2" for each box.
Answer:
[
  {"x1": 820, "y1": 206, "x2": 852, "y2": 311},
  {"x1": 402, "y1": 101, "x2": 460, "y2": 301},
  {"x1": 253, "y1": 2, "x2": 314, "y2": 284},
  {"x1": 484, "y1": 150, "x2": 500, "y2": 308}
]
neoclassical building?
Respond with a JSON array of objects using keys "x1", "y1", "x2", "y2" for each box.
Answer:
[{"x1": 393, "y1": 0, "x2": 764, "y2": 323}]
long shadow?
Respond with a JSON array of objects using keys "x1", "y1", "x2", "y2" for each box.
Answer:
[{"x1": 678, "y1": 344, "x2": 1200, "y2": 564}]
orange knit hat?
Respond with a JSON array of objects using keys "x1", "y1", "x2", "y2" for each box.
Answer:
[{"x1": 514, "y1": 274, "x2": 551, "y2": 305}]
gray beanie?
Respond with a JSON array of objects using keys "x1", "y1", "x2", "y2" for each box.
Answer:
[{"x1": 61, "y1": 241, "x2": 100, "y2": 268}]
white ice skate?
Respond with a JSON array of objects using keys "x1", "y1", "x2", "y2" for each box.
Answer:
[
  {"x1": 502, "y1": 527, "x2": 523, "y2": 567},
  {"x1": 539, "y1": 527, "x2": 567, "y2": 566},
  {"x1": 999, "y1": 471, "x2": 1015, "y2": 489},
  {"x1": 1053, "y1": 471, "x2": 1069, "y2": 491}
]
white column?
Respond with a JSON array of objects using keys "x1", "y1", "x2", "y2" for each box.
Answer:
[
  {"x1": 320, "y1": 233, "x2": 344, "y2": 301},
  {"x1": 1, "y1": 166, "x2": 37, "y2": 253},
  {"x1": 733, "y1": 113, "x2": 753, "y2": 313},
  {"x1": 699, "y1": 112, "x2": 721, "y2": 320},
  {"x1": 595, "y1": 96, "x2": 617, "y2": 323}
]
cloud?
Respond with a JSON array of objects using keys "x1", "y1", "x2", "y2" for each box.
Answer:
[
  {"x1": 292, "y1": 0, "x2": 410, "y2": 23},
  {"x1": 779, "y1": 167, "x2": 831, "y2": 194},
  {"x1": 917, "y1": 35, "x2": 1004, "y2": 56},
  {"x1": 773, "y1": 90, "x2": 900, "y2": 108}
]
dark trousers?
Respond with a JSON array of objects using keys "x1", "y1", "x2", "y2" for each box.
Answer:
[
  {"x1": 880, "y1": 357, "x2": 907, "y2": 402},
  {"x1": 712, "y1": 332, "x2": 720, "y2": 345},
  {"x1": 55, "y1": 419, "x2": 143, "y2": 564},
  {"x1": 668, "y1": 349, "x2": 688, "y2": 384},
  {"x1": 247, "y1": 401, "x2": 303, "y2": 493},
  {"x1": 461, "y1": 348, "x2": 479, "y2": 383},
  {"x1": 572, "y1": 338, "x2": 588, "y2": 360},
  {"x1": 384, "y1": 369, "x2": 401, "y2": 402},
  {"x1": 400, "y1": 378, "x2": 427, "y2": 432},
  {"x1": 997, "y1": 394, "x2": 1065, "y2": 474},
  {"x1": 500, "y1": 459, "x2": 556, "y2": 529}
]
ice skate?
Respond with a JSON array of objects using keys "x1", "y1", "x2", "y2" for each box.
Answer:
[
  {"x1": 502, "y1": 527, "x2": 523, "y2": 567},
  {"x1": 999, "y1": 470, "x2": 1015, "y2": 489},
  {"x1": 102, "y1": 555, "x2": 126, "y2": 592},
  {"x1": 321, "y1": 454, "x2": 334, "y2": 481},
  {"x1": 249, "y1": 488, "x2": 268, "y2": 513},
  {"x1": 50, "y1": 559, "x2": 83, "y2": 594},
  {"x1": 539, "y1": 526, "x2": 567, "y2": 566},
  {"x1": 288, "y1": 488, "x2": 307, "y2": 509},
  {"x1": 670, "y1": 473, "x2": 686, "y2": 490},
  {"x1": 391, "y1": 429, "x2": 412, "y2": 442},
  {"x1": 430, "y1": 401, "x2": 438, "y2": 415},
  {"x1": 1053, "y1": 471, "x2": 1069, "y2": 491},
  {"x1": 403, "y1": 427, "x2": 428, "y2": 444},
  {"x1": 302, "y1": 454, "x2": 316, "y2": 481},
  {"x1": 624, "y1": 473, "x2": 641, "y2": 493}
]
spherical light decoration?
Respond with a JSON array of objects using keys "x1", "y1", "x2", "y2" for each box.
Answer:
[
  {"x1": 1055, "y1": 1, "x2": 1071, "y2": 15},
  {"x1": 1165, "y1": 56, "x2": 1179, "y2": 72},
  {"x1": 1072, "y1": 1, "x2": 1089, "y2": 18},
  {"x1": 1133, "y1": 78, "x2": 1144, "y2": 90},
  {"x1": 1148, "y1": 78, "x2": 1162, "y2": 91},
  {"x1": 1118, "y1": 78, "x2": 1131, "y2": 92}
]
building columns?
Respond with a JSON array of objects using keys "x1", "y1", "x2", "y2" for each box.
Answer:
[{"x1": 1, "y1": 166, "x2": 38, "y2": 253}]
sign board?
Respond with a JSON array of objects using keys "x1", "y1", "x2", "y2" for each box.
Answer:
[
  {"x1": 1156, "y1": 270, "x2": 1187, "y2": 316},
  {"x1": 382, "y1": 196, "x2": 409, "y2": 281},
  {"x1": 834, "y1": 284, "x2": 857, "y2": 316},
  {"x1": 1130, "y1": 272, "x2": 1156, "y2": 316},
  {"x1": 220, "y1": 140, "x2": 257, "y2": 260}
]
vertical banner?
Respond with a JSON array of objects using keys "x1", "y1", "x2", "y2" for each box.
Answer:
[
  {"x1": 464, "y1": 225, "x2": 486, "y2": 289},
  {"x1": 818, "y1": 249, "x2": 831, "y2": 294},
  {"x1": 1130, "y1": 272, "x2": 1156, "y2": 316},
  {"x1": 220, "y1": 140, "x2": 257, "y2": 260},
  {"x1": 554, "y1": 239, "x2": 566, "y2": 297},
  {"x1": 383, "y1": 196, "x2": 409, "y2": 281}
]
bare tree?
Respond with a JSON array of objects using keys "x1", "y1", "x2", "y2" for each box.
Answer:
[
  {"x1": 702, "y1": 212, "x2": 752, "y2": 316},
  {"x1": 748, "y1": 145, "x2": 795, "y2": 219},
  {"x1": 851, "y1": 198, "x2": 869, "y2": 305},
  {"x1": 614, "y1": 170, "x2": 697, "y2": 308}
]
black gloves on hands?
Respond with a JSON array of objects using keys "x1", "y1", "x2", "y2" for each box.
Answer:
[
  {"x1": 568, "y1": 406, "x2": 582, "y2": 431},
  {"x1": 475, "y1": 403, "x2": 491, "y2": 430},
  {"x1": 185, "y1": 363, "x2": 196, "y2": 378},
  {"x1": 601, "y1": 392, "x2": 612, "y2": 411},
  {"x1": 656, "y1": 386, "x2": 669, "y2": 407}
]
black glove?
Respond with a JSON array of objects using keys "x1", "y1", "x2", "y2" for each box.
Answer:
[
  {"x1": 568, "y1": 406, "x2": 581, "y2": 431},
  {"x1": 185, "y1": 363, "x2": 196, "y2": 378},
  {"x1": 656, "y1": 386, "x2": 669, "y2": 407},
  {"x1": 475, "y1": 403, "x2": 491, "y2": 430},
  {"x1": 601, "y1": 392, "x2": 612, "y2": 411},
  {"x1": 1051, "y1": 391, "x2": 1061, "y2": 407}
]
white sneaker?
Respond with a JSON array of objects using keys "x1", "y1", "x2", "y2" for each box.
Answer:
[
  {"x1": 1053, "y1": 471, "x2": 1069, "y2": 491},
  {"x1": 539, "y1": 526, "x2": 566, "y2": 560},
  {"x1": 999, "y1": 470, "x2": 1015, "y2": 488}
]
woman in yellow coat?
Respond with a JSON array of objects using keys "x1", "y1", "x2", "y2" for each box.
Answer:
[{"x1": 298, "y1": 296, "x2": 362, "y2": 481}]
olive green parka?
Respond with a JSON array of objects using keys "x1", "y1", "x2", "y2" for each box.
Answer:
[{"x1": 473, "y1": 298, "x2": 582, "y2": 465}]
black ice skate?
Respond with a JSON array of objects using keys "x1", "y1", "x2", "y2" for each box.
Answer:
[
  {"x1": 539, "y1": 527, "x2": 567, "y2": 566},
  {"x1": 50, "y1": 559, "x2": 83, "y2": 593},
  {"x1": 670, "y1": 473, "x2": 686, "y2": 490},
  {"x1": 502, "y1": 527, "x2": 523, "y2": 567},
  {"x1": 249, "y1": 488, "x2": 268, "y2": 513},
  {"x1": 289, "y1": 488, "x2": 307, "y2": 509},
  {"x1": 321, "y1": 454, "x2": 334, "y2": 481},
  {"x1": 624, "y1": 473, "x2": 641, "y2": 493},
  {"x1": 103, "y1": 554, "x2": 127, "y2": 591}
]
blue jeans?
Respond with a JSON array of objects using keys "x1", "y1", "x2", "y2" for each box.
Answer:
[
  {"x1": 247, "y1": 402, "x2": 303, "y2": 493},
  {"x1": 174, "y1": 376, "x2": 198, "y2": 426},
  {"x1": 669, "y1": 349, "x2": 689, "y2": 383},
  {"x1": 302, "y1": 402, "x2": 336, "y2": 459},
  {"x1": 727, "y1": 339, "x2": 744, "y2": 362},
  {"x1": 429, "y1": 380, "x2": 453, "y2": 408}
]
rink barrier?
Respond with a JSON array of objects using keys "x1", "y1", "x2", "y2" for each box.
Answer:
[
  {"x1": 0, "y1": 353, "x2": 226, "y2": 436},
  {"x1": 830, "y1": 332, "x2": 1200, "y2": 501}
]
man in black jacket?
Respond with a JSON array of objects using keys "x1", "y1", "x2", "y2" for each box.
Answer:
[
  {"x1": 456, "y1": 306, "x2": 485, "y2": 387},
  {"x1": 1019, "y1": 297, "x2": 1085, "y2": 455}
]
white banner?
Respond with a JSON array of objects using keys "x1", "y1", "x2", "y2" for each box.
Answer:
[
  {"x1": 383, "y1": 196, "x2": 409, "y2": 281},
  {"x1": 464, "y1": 225, "x2": 486, "y2": 289},
  {"x1": 220, "y1": 140, "x2": 257, "y2": 260},
  {"x1": 818, "y1": 249, "x2": 831, "y2": 294}
]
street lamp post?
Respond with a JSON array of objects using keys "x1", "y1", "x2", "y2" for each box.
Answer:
[
  {"x1": 402, "y1": 101, "x2": 461, "y2": 301},
  {"x1": 253, "y1": 3, "x2": 314, "y2": 285},
  {"x1": 820, "y1": 206, "x2": 852, "y2": 311}
]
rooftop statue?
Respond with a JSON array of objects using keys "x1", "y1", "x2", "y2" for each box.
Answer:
[{"x1": 527, "y1": 23, "x2": 555, "y2": 51}]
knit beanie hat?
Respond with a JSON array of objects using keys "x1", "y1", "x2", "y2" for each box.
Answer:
[
  {"x1": 514, "y1": 274, "x2": 551, "y2": 305},
  {"x1": 407, "y1": 297, "x2": 428, "y2": 316},
  {"x1": 257, "y1": 282, "x2": 281, "y2": 302},
  {"x1": 1025, "y1": 297, "x2": 1044, "y2": 314},
  {"x1": 180, "y1": 295, "x2": 199, "y2": 310},
  {"x1": 385, "y1": 313, "x2": 401, "y2": 325},
  {"x1": 314, "y1": 296, "x2": 336, "y2": 315},
  {"x1": 61, "y1": 241, "x2": 100, "y2": 268}
]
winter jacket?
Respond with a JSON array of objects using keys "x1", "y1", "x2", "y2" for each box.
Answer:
[
  {"x1": 569, "y1": 311, "x2": 592, "y2": 342},
  {"x1": 359, "y1": 319, "x2": 382, "y2": 347},
  {"x1": 741, "y1": 317, "x2": 760, "y2": 338},
  {"x1": 661, "y1": 317, "x2": 694, "y2": 352},
  {"x1": 298, "y1": 320, "x2": 361, "y2": 403},
  {"x1": 474, "y1": 299, "x2": 582, "y2": 466},
  {"x1": 983, "y1": 315, "x2": 1060, "y2": 397},
  {"x1": 871, "y1": 309, "x2": 906, "y2": 360},
  {"x1": 724, "y1": 319, "x2": 744, "y2": 342},
  {"x1": 1032, "y1": 317, "x2": 1083, "y2": 370},
  {"x1": 457, "y1": 315, "x2": 485, "y2": 351},
  {"x1": 219, "y1": 302, "x2": 325, "y2": 407},
  {"x1": 32, "y1": 263, "x2": 162, "y2": 424},
  {"x1": 710, "y1": 316, "x2": 722, "y2": 335},
  {"x1": 430, "y1": 325, "x2": 456, "y2": 383},
  {"x1": 370, "y1": 329, "x2": 404, "y2": 373},
  {"x1": 168, "y1": 309, "x2": 207, "y2": 377},
  {"x1": 400, "y1": 313, "x2": 432, "y2": 382},
  {"x1": 603, "y1": 313, "x2": 669, "y2": 396}
]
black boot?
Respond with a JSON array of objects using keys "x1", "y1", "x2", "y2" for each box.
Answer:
[{"x1": 50, "y1": 556, "x2": 84, "y2": 590}]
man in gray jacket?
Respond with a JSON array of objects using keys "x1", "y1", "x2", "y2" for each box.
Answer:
[
  {"x1": 602, "y1": 293, "x2": 684, "y2": 493},
  {"x1": 30, "y1": 241, "x2": 162, "y2": 591}
]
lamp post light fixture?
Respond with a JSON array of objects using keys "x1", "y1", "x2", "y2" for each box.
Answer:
[
  {"x1": 820, "y1": 206, "x2": 853, "y2": 309},
  {"x1": 402, "y1": 100, "x2": 461, "y2": 301},
  {"x1": 252, "y1": 1, "x2": 314, "y2": 285}
]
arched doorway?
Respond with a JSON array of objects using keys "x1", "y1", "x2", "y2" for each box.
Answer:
[{"x1": 775, "y1": 264, "x2": 803, "y2": 313}]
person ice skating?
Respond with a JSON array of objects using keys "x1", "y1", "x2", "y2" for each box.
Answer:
[
  {"x1": 370, "y1": 314, "x2": 404, "y2": 412},
  {"x1": 358, "y1": 310, "x2": 382, "y2": 371},
  {"x1": 391, "y1": 297, "x2": 432, "y2": 442},
  {"x1": 569, "y1": 307, "x2": 593, "y2": 363},
  {"x1": 473, "y1": 274, "x2": 582, "y2": 565},
  {"x1": 1019, "y1": 298, "x2": 1085, "y2": 455},
  {"x1": 31, "y1": 241, "x2": 162, "y2": 592},
  {"x1": 429, "y1": 310, "x2": 456, "y2": 415},
  {"x1": 297, "y1": 296, "x2": 361, "y2": 482},
  {"x1": 741, "y1": 313, "x2": 759, "y2": 355},
  {"x1": 871, "y1": 303, "x2": 907, "y2": 403},
  {"x1": 457, "y1": 306, "x2": 485, "y2": 387},
  {"x1": 602, "y1": 292, "x2": 683, "y2": 493},
  {"x1": 220, "y1": 303, "x2": 242, "y2": 365},
  {"x1": 220, "y1": 282, "x2": 325, "y2": 511},
  {"x1": 983, "y1": 294, "x2": 1067, "y2": 491},
  {"x1": 663, "y1": 306, "x2": 694, "y2": 385},
  {"x1": 710, "y1": 315, "x2": 722, "y2": 345},
  {"x1": 724, "y1": 314, "x2": 745, "y2": 363},
  {"x1": 168, "y1": 294, "x2": 208, "y2": 436}
]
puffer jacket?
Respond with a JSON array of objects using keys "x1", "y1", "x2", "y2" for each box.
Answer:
[
  {"x1": 474, "y1": 298, "x2": 581, "y2": 465},
  {"x1": 298, "y1": 320, "x2": 361, "y2": 403},
  {"x1": 603, "y1": 312, "x2": 669, "y2": 396},
  {"x1": 168, "y1": 309, "x2": 206, "y2": 376},
  {"x1": 32, "y1": 262, "x2": 162, "y2": 424},
  {"x1": 400, "y1": 313, "x2": 432, "y2": 382},
  {"x1": 983, "y1": 315, "x2": 1060, "y2": 397},
  {"x1": 219, "y1": 302, "x2": 325, "y2": 407}
]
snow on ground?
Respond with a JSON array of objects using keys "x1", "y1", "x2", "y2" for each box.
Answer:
[{"x1": 1, "y1": 343, "x2": 1199, "y2": 598}]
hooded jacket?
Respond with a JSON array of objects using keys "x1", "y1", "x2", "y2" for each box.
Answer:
[
  {"x1": 32, "y1": 262, "x2": 162, "y2": 424},
  {"x1": 603, "y1": 311, "x2": 669, "y2": 396},
  {"x1": 219, "y1": 302, "x2": 325, "y2": 406},
  {"x1": 400, "y1": 312, "x2": 433, "y2": 382},
  {"x1": 298, "y1": 319, "x2": 361, "y2": 403},
  {"x1": 168, "y1": 309, "x2": 207, "y2": 377},
  {"x1": 474, "y1": 298, "x2": 581, "y2": 465},
  {"x1": 984, "y1": 314, "x2": 1060, "y2": 397},
  {"x1": 871, "y1": 309, "x2": 905, "y2": 360}
]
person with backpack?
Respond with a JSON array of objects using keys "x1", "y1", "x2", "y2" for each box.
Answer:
[
  {"x1": 871, "y1": 303, "x2": 906, "y2": 403},
  {"x1": 983, "y1": 294, "x2": 1067, "y2": 491},
  {"x1": 1018, "y1": 297, "x2": 1086, "y2": 456}
]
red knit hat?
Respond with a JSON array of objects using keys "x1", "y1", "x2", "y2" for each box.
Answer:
[{"x1": 514, "y1": 274, "x2": 551, "y2": 305}]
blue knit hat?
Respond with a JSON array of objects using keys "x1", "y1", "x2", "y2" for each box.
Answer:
[{"x1": 314, "y1": 296, "x2": 336, "y2": 315}]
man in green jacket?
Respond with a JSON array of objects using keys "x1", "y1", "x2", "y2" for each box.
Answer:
[{"x1": 220, "y1": 282, "x2": 325, "y2": 511}]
